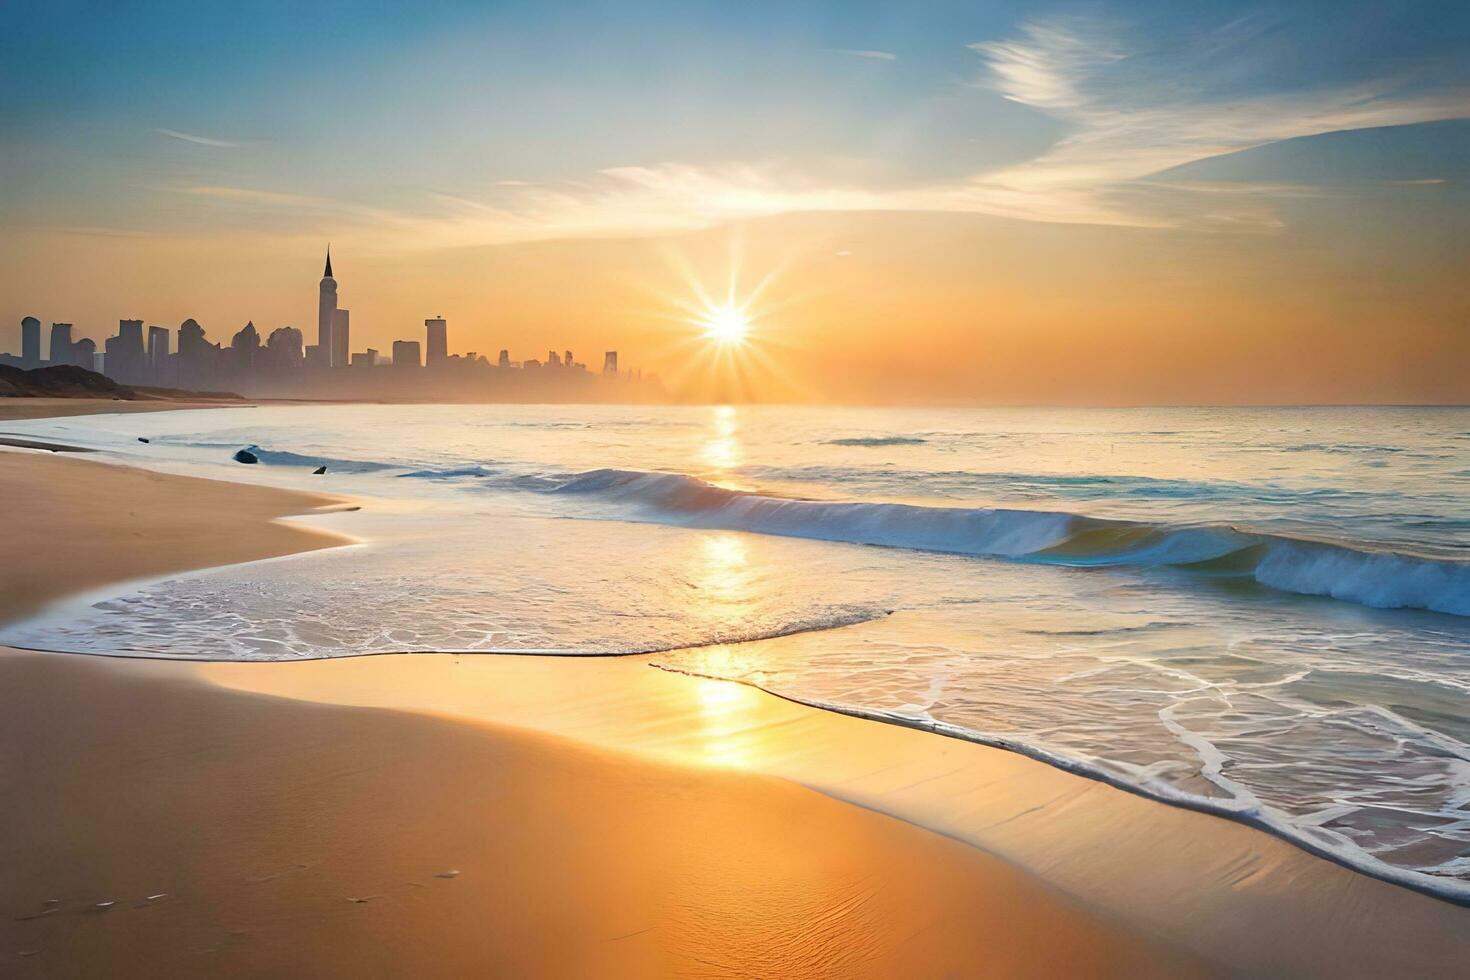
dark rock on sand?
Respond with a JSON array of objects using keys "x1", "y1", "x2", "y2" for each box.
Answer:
[{"x1": 233, "y1": 448, "x2": 259, "y2": 464}]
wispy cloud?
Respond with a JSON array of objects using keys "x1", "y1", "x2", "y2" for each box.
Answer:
[
  {"x1": 831, "y1": 48, "x2": 897, "y2": 61},
  {"x1": 412, "y1": 15, "x2": 1469, "y2": 237},
  {"x1": 150, "y1": 11, "x2": 1469, "y2": 246},
  {"x1": 173, "y1": 185, "x2": 323, "y2": 206},
  {"x1": 157, "y1": 167, "x2": 896, "y2": 249},
  {"x1": 153, "y1": 128, "x2": 242, "y2": 148},
  {"x1": 961, "y1": 12, "x2": 1470, "y2": 226},
  {"x1": 163, "y1": 184, "x2": 402, "y2": 232},
  {"x1": 972, "y1": 16, "x2": 1123, "y2": 111},
  {"x1": 409, "y1": 165, "x2": 893, "y2": 246}
]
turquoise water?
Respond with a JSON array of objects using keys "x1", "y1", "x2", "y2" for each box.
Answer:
[{"x1": 3, "y1": 403, "x2": 1468, "y2": 898}]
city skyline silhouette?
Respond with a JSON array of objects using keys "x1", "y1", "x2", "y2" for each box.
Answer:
[{"x1": 2, "y1": 246, "x2": 657, "y2": 402}]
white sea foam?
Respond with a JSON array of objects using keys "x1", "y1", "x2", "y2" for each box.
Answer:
[
  {"x1": 649, "y1": 660, "x2": 1470, "y2": 905},
  {"x1": 541, "y1": 467, "x2": 1470, "y2": 616},
  {"x1": 1, "y1": 402, "x2": 1467, "y2": 900}
]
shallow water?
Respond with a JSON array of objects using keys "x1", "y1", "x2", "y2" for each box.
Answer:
[{"x1": 4, "y1": 403, "x2": 1468, "y2": 898}]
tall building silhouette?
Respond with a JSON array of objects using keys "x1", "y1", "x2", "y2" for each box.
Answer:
[
  {"x1": 49, "y1": 323, "x2": 73, "y2": 365},
  {"x1": 425, "y1": 318, "x2": 447, "y2": 367},
  {"x1": 231, "y1": 321, "x2": 261, "y2": 371},
  {"x1": 318, "y1": 247, "x2": 337, "y2": 367},
  {"x1": 178, "y1": 318, "x2": 208, "y2": 358},
  {"x1": 392, "y1": 340, "x2": 421, "y2": 368},
  {"x1": 331, "y1": 308, "x2": 350, "y2": 368},
  {"x1": 20, "y1": 245, "x2": 653, "y2": 400},
  {"x1": 175, "y1": 317, "x2": 222, "y2": 386},
  {"x1": 21, "y1": 316, "x2": 40, "y2": 366},
  {"x1": 147, "y1": 325, "x2": 169, "y2": 377},
  {"x1": 265, "y1": 325, "x2": 304, "y2": 369},
  {"x1": 73, "y1": 337, "x2": 97, "y2": 372},
  {"x1": 106, "y1": 319, "x2": 146, "y2": 382}
]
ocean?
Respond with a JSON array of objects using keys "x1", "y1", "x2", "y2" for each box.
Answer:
[{"x1": 4, "y1": 403, "x2": 1468, "y2": 900}]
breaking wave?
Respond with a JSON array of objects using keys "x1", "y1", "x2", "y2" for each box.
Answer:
[
  {"x1": 549, "y1": 468, "x2": 1470, "y2": 617},
  {"x1": 204, "y1": 445, "x2": 1470, "y2": 618}
]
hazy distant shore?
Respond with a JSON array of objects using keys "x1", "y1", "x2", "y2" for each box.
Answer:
[{"x1": 0, "y1": 401, "x2": 1466, "y2": 976}]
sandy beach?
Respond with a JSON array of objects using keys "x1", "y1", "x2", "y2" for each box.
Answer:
[
  {"x1": 10, "y1": 3, "x2": 1467, "y2": 971},
  {"x1": 0, "y1": 404, "x2": 1200, "y2": 977},
  {"x1": 1, "y1": 401, "x2": 1466, "y2": 977}
]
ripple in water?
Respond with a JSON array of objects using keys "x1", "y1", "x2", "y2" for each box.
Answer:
[{"x1": 3, "y1": 402, "x2": 1469, "y2": 901}]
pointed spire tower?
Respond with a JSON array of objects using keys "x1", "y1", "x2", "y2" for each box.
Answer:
[{"x1": 318, "y1": 244, "x2": 339, "y2": 365}]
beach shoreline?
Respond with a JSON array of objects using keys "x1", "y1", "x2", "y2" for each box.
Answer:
[
  {"x1": 1, "y1": 400, "x2": 1467, "y2": 976},
  {"x1": 0, "y1": 403, "x2": 1201, "y2": 976}
]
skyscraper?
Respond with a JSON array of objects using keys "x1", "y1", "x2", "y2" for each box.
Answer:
[
  {"x1": 49, "y1": 323, "x2": 73, "y2": 365},
  {"x1": 72, "y1": 337, "x2": 97, "y2": 372},
  {"x1": 602, "y1": 351, "x2": 618, "y2": 376},
  {"x1": 147, "y1": 325, "x2": 170, "y2": 378},
  {"x1": 498, "y1": 349, "x2": 510, "y2": 369},
  {"x1": 392, "y1": 340, "x2": 421, "y2": 368},
  {"x1": 266, "y1": 326, "x2": 304, "y2": 369},
  {"x1": 318, "y1": 247, "x2": 337, "y2": 367},
  {"x1": 425, "y1": 318, "x2": 447, "y2": 367},
  {"x1": 21, "y1": 316, "x2": 40, "y2": 366},
  {"x1": 331, "y1": 309, "x2": 350, "y2": 368},
  {"x1": 177, "y1": 318, "x2": 208, "y2": 358},
  {"x1": 176, "y1": 317, "x2": 217, "y2": 385},
  {"x1": 231, "y1": 321, "x2": 261, "y2": 371},
  {"x1": 106, "y1": 319, "x2": 146, "y2": 383}
]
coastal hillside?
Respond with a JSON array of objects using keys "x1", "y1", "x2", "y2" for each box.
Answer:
[{"x1": 0, "y1": 364, "x2": 241, "y2": 401}]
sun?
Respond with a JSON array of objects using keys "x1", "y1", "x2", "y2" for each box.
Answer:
[{"x1": 701, "y1": 304, "x2": 750, "y2": 344}]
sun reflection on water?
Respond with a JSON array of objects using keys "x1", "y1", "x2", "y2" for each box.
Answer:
[
  {"x1": 691, "y1": 646, "x2": 765, "y2": 768},
  {"x1": 685, "y1": 531, "x2": 757, "y2": 643},
  {"x1": 701, "y1": 405, "x2": 743, "y2": 473},
  {"x1": 697, "y1": 533, "x2": 749, "y2": 599}
]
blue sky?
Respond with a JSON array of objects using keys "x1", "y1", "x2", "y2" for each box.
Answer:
[
  {"x1": 2, "y1": 1, "x2": 1467, "y2": 402},
  {"x1": 6, "y1": 0, "x2": 1466, "y2": 240}
]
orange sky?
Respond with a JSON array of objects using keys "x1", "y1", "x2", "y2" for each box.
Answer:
[
  {"x1": 3, "y1": 2, "x2": 1468, "y2": 404},
  {"x1": 4, "y1": 203, "x2": 1465, "y2": 404}
]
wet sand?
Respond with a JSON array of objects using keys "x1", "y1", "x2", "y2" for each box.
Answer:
[
  {"x1": 206, "y1": 651, "x2": 1470, "y2": 978},
  {"x1": 0, "y1": 647, "x2": 1200, "y2": 978},
  {"x1": 0, "y1": 446, "x2": 1199, "y2": 975},
  {"x1": 2, "y1": 403, "x2": 1466, "y2": 977},
  {"x1": 0, "y1": 450, "x2": 348, "y2": 624}
]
